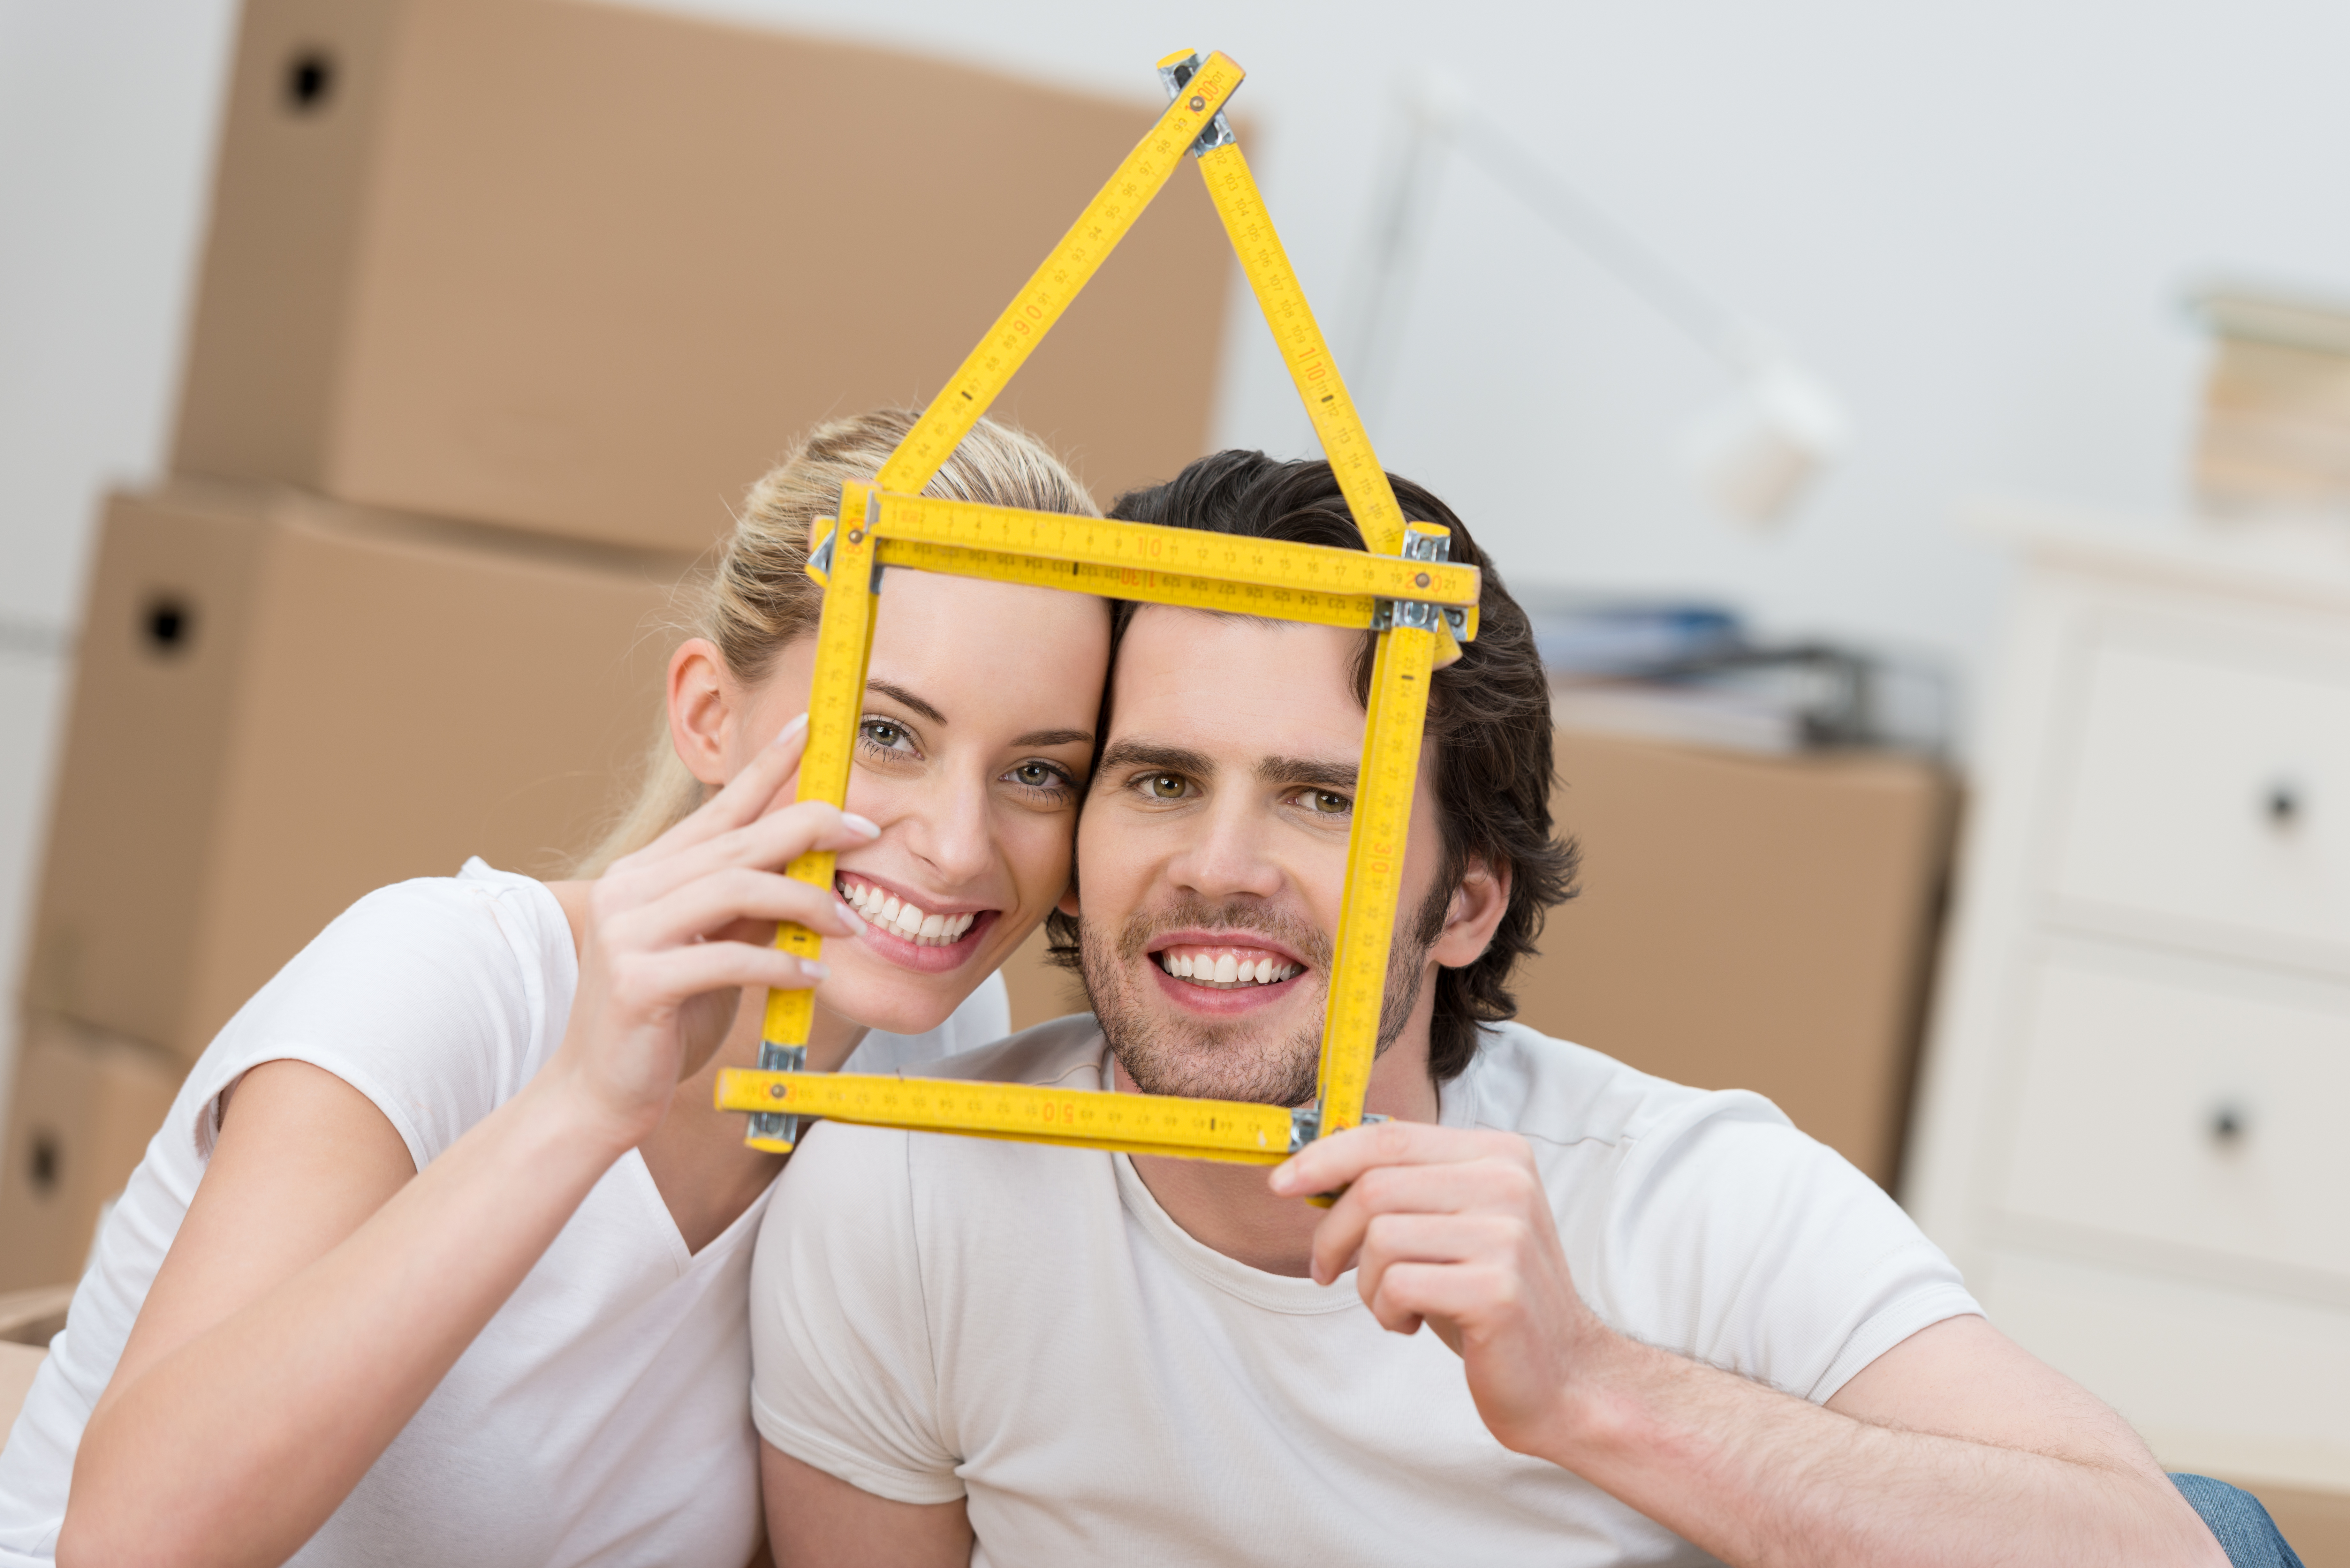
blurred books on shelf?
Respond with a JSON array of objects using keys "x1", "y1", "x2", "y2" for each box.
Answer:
[
  {"x1": 2188, "y1": 283, "x2": 2350, "y2": 521},
  {"x1": 1524, "y1": 596, "x2": 1951, "y2": 757}
]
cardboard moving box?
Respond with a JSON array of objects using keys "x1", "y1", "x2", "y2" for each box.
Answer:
[
  {"x1": 1517, "y1": 729, "x2": 1957, "y2": 1189},
  {"x1": 27, "y1": 480, "x2": 683, "y2": 1061},
  {"x1": 177, "y1": 0, "x2": 1236, "y2": 554},
  {"x1": 0, "y1": 1016, "x2": 185, "y2": 1293}
]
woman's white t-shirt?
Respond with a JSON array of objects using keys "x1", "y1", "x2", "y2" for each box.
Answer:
[{"x1": 0, "y1": 859, "x2": 1010, "y2": 1567}]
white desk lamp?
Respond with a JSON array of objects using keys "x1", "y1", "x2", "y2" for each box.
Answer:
[{"x1": 1349, "y1": 73, "x2": 1850, "y2": 527}]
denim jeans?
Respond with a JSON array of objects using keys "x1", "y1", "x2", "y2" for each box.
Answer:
[{"x1": 2173, "y1": 1474, "x2": 2305, "y2": 1568}]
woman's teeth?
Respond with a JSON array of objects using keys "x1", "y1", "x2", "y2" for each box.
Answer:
[
  {"x1": 837, "y1": 877, "x2": 978, "y2": 946},
  {"x1": 1156, "y1": 950, "x2": 1300, "y2": 988}
]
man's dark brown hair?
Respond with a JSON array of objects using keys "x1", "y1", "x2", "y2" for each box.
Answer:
[{"x1": 1046, "y1": 450, "x2": 1579, "y2": 1083}]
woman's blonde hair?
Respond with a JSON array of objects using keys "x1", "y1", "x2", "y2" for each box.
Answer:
[{"x1": 576, "y1": 408, "x2": 1101, "y2": 875}]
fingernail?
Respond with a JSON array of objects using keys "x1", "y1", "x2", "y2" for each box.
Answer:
[
  {"x1": 773, "y1": 713, "x2": 808, "y2": 745},
  {"x1": 1268, "y1": 1164, "x2": 1297, "y2": 1194},
  {"x1": 836, "y1": 901, "x2": 867, "y2": 934},
  {"x1": 799, "y1": 958, "x2": 830, "y2": 980},
  {"x1": 842, "y1": 812, "x2": 881, "y2": 839}
]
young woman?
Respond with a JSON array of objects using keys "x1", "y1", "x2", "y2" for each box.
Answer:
[{"x1": 0, "y1": 411, "x2": 1112, "y2": 1568}]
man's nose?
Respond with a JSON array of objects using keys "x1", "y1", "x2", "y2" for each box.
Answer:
[{"x1": 1165, "y1": 795, "x2": 1285, "y2": 902}]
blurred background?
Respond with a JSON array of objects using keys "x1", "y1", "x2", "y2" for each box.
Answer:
[{"x1": 4, "y1": 0, "x2": 2349, "y2": 1555}]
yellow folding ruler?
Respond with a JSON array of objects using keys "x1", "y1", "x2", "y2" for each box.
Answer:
[{"x1": 715, "y1": 49, "x2": 1475, "y2": 1176}]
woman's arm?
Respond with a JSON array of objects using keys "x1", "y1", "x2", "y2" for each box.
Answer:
[{"x1": 61, "y1": 719, "x2": 869, "y2": 1568}]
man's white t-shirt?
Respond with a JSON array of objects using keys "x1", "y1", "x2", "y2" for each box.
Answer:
[
  {"x1": 751, "y1": 1014, "x2": 1982, "y2": 1568},
  {"x1": 0, "y1": 859, "x2": 1010, "y2": 1568}
]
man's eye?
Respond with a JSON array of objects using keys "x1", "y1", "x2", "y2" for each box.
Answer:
[
  {"x1": 1306, "y1": 789, "x2": 1350, "y2": 814},
  {"x1": 1146, "y1": 774, "x2": 1189, "y2": 800}
]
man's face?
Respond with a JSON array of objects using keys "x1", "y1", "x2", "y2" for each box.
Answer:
[{"x1": 1071, "y1": 607, "x2": 1451, "y2": 1105}]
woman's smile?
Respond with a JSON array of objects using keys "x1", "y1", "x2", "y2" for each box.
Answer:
[{"x1": 836, "y1": 870, "x2": 1000, "y2": 974}]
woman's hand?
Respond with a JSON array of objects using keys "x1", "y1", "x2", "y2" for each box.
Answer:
[{"x1": 555, "y1": 714, "x2": 876, "y2": 1150}]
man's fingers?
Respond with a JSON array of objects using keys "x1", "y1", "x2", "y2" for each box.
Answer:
[
  {"x1": 1269, "y1": 1119, "x2": 1511, "y2": 1200},
  {"x1": 1305, "y1": 1157, "x2": 1545, "y2": 1285}
]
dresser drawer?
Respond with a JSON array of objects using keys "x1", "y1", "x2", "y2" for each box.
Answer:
[
  {"x1": 2050, "y1": 638, "x2": 2350, "y2": 959},
  {"x1": 1998, "y1": 954, "x2": 2350, "y2": 1283}
]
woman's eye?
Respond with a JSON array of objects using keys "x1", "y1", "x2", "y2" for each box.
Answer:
[
  {"x1": 859, "y1": 718, "x2": 913, "y2": 753},
  {"x1": 1146, "y1": 774, "x2": 1189, "y2": 800},
  {"x1": 1008, "y1": 761, "x2": 1067, "y2": 791}
]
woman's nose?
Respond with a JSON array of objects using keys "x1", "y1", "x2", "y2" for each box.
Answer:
[{"x1": 899, "y1": 770, "x2": 998, "y2": 884}]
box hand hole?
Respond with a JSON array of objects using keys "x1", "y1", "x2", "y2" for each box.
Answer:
[{"x1": 283, "y1": 49, "x2": 336, "y2": 114}]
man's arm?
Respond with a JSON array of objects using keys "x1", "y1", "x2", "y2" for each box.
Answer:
[
  {"x1": 762, "y1": 1442, "x2": 970, "y2": 1568},
  {"x1": 1273, "y1": 1122, "x2": 2225, "y2": 1568}
]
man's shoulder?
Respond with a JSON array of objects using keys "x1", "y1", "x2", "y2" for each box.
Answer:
[
  {"x1": 1458, "y1": 1020, "x2": 1795, "y2": 1156},
  {"x1": 912, "y1": 1012, "x2": 1107, "y2": 1089}
]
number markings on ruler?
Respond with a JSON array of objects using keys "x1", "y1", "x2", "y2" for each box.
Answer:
[
  {"x1": 873, "y1": 537, "x2": 1482, "y2": 637},
  {"x1": 718, "y1": 1070, "x2": 1297, "y2": 1165},
  {"x1": 876, "y1": 54, "x2": 1245, "y2": 498},
  {"x1": 1195, "y1": 140, "x2": 1406, "y2": 559},
  {"x1": 869, "y1": 494, "x2": 1479, "y2": 606}
]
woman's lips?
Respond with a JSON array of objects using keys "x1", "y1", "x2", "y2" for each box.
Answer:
[{"x1": 835, "y1": 873, "x2": 998, "y2": 976}]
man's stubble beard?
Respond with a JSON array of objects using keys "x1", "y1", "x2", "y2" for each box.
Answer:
[{"x1": 1078, "y1": 882, "x2": 1448, "y2": 1108}]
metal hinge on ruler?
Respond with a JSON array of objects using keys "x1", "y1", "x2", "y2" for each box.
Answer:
[
  {"x1": 1370, "y1": 524, "x2": 1468, "y2": 640},
  {"x1": 1157, "y1": 52, "x2": 1236, "y2": 157},
  {"x1": 746, "y1": 1043, "x2": 807, "y2": 1149},
  {"x1": 1286, "y1": 1106, "x2": 1391, "y2": 1154}
]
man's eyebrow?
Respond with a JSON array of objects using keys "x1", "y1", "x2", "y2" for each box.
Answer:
[
  {"x1": 866, "y1": 679, "x2": 945, "y2": 727},
  {"x1": 1257, "y1": 754, "x2": 1360, "y2": 791},
  {"x1": 1098, "y1": 741, "x2": 1216, "y2": 777},
  {"x1": 1014, "y1": 728, "x2": 1094, "y2": 749}
]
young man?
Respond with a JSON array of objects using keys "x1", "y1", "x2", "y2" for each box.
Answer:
[{"x1": 747, "y1": 454, "x2": 2247, "y2": 1567}]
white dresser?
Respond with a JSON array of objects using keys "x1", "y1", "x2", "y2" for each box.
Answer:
[{"x1": 1909, "y1": 502, "x2": 2350, "y2": 1498}]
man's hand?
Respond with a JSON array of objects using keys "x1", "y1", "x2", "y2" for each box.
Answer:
[{"x1": 1270, "y1": 1120, "x2": 1603, "y2": 1455}]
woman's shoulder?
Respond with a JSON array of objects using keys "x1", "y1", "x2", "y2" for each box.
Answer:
[{"x1": 191, "y1": 859, "x2": 579, "y2": 1165}]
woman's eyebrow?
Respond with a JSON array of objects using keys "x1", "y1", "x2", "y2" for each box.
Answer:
[
  {"x1": 866, "y1": 679, "x2": 946, "y2": 726},
  {"x1": 1015, "y1": 729, "x2": 1095, "y2": 749}
]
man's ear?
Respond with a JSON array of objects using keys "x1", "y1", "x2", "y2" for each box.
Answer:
[
  {"x1": 666, "y1": 638, "x2": 737, "y2": 787},
  {"x1": 1429, "y1": 855, "x2": 1512, "y2": 969}
]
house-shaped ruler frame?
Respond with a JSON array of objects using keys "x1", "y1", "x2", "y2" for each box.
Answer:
[{"x1": 716, "y1": 50, "x2": 1482, "y2": 1172}]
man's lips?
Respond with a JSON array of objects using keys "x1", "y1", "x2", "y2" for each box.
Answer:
[{"x1": 1146, "y1": 930, "x2": 1310, "y2": 993}]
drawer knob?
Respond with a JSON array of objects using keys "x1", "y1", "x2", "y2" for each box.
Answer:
[
  {"x1": 2264, "y1": 781, "x2": 2302, "y2": 830},
  {"x1": 2208, "y1": 1103, "x2": 2249, "y2": 1146}
]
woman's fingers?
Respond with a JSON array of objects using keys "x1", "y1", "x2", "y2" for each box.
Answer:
[
  {"x1": 610, "y1": 798, "x2": 882, "y2": 909},
  {"x1": 605, "y1": 940, "x2": 829, "y2": 1017},
  {"x1": 622, "y1": 865, "x2": 867, "y2": 954},
  {"x1": 640, "y1": 714, "x2": 812, "y2": 859}
]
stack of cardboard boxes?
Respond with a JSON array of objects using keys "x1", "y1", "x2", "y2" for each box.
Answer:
[{"x1": 0, "y1": 0, "x2": 1231, "y2": 1289}]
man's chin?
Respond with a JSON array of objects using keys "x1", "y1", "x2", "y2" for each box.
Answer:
[{"x1": 1102, "y1": 1006, "x2": 1322, "y2": 1108}]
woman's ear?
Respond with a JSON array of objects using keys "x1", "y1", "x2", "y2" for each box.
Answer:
[
  {"x1": 1430, "y1": 855, "x2": 1512, "y2": 970},
  {"x1": 666, "y1": 638, "x2": 736, "y2": 787}
]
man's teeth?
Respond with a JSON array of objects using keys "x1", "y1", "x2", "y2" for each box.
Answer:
[
  {"x1": 1156, "y1": 950, "x2": 1300, "y2": 988},
  {"x1": 836, "y1": 878, "x2": 978, "y2": 946}
]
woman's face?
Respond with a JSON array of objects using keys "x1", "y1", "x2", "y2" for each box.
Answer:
[{"x1": 720, "y1": 570, "x2": 1110, "y2": 1038}]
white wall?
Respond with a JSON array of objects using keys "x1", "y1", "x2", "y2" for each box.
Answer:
[{"x1": 4, "y1": 0, "x2": 2348, "y2": 1094}]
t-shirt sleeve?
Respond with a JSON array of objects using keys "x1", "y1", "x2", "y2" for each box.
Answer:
[
  {"x1": 750, "y1": 1120, "x2": 964, "y2": 1504},
  {"x1": 185, "y1": 874, "x2": 558, "y2": 1174},
  {"x1": 1591, "y1": 1095, "x2": 1982, "y2": 1404}
]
